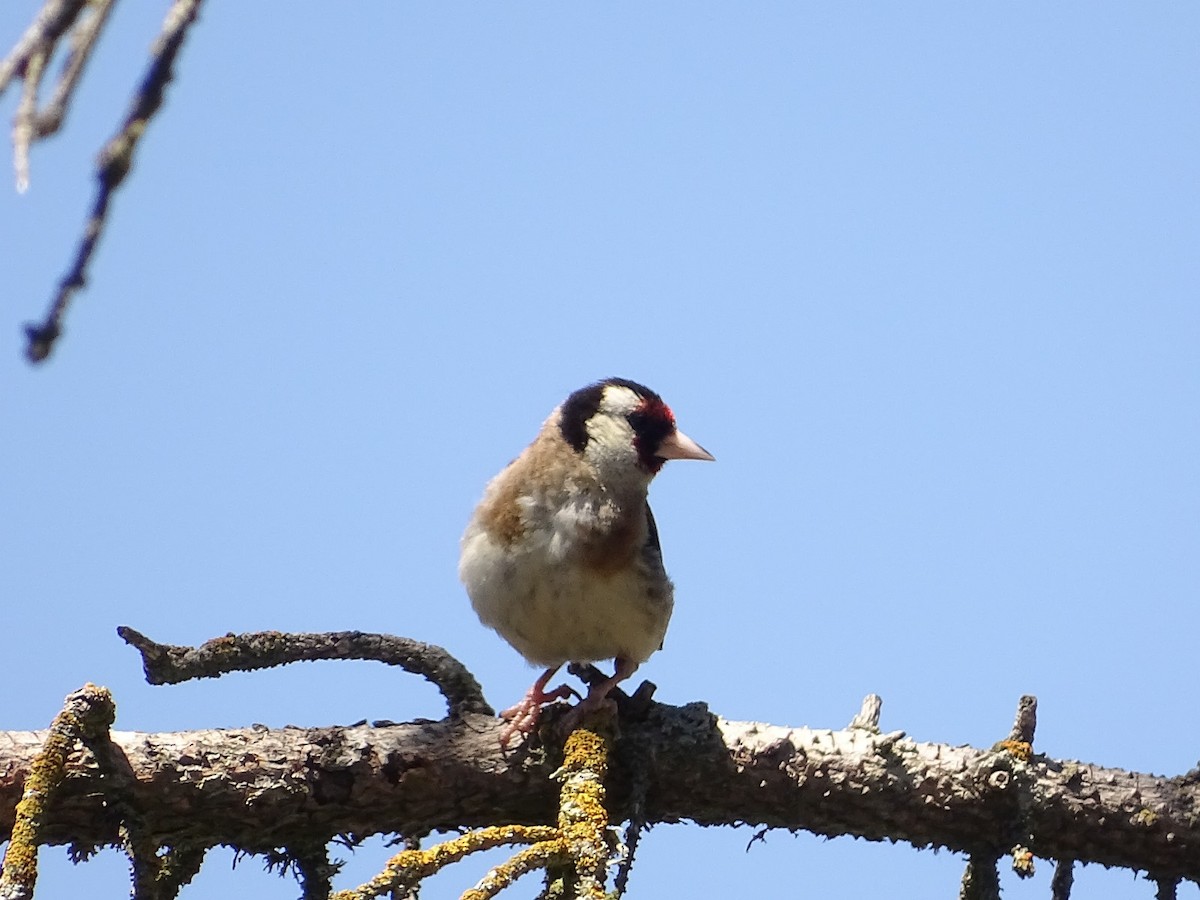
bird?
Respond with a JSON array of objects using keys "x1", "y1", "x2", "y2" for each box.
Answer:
[{"x1": 459, "y1": 377, "x2": 713, "y2": 745}]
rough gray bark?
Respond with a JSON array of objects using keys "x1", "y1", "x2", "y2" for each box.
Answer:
[{"x1": 2, "y1": 699, "x2": 1198, "y2": 883}]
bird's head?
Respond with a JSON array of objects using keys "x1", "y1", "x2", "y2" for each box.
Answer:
[{"x1": 558, "y1": 378, "x2": 713, "y2": 485}]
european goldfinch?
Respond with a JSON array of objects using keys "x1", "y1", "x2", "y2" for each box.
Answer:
[{"x1": 460, "y1": 378, "x2": 713, "y2": 745}]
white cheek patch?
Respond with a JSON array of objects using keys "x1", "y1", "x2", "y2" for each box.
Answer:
[
  {"x1": 584, "y1": 414, "x2": 642, "y2": 475},
  {"x1": 586, "y1": 413, "x2": 634, "y2": 449}
]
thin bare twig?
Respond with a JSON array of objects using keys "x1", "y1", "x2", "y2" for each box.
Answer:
[
  {"x1": 2, "y1": 0, "x2": 91, "y2": 190},
  {"x1": 22, "y1": 0, "x2": 206, "y2": 363},
  {"x1": 0, "y1": 0, "x2": 87, "y2": 93},
  {"x1": 35, "y1": 0, "x2": 119, "y2": 138},
  {"x1": 13, "y1": 47, "x2": 46, "y2": 191}
]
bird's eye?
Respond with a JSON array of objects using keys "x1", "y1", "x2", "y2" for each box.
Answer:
[{"x1": 626, "y1": 404, "x2": 676, "y2": 470}]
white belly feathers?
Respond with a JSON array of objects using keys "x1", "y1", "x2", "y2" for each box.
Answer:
[{"x1": 460, "y1": 498, "x2": 673, "y2": 667}]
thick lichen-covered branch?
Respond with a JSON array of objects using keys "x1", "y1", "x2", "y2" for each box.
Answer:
[{"x1": 3, "y1": 685, "x2": 1200, "y2": 893}]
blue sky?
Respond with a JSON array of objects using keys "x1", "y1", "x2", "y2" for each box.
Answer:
[{"x1": 3, "y1": 4, "x2": 1198, "y2": 898}]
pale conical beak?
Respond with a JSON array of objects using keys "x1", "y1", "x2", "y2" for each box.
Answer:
[{"x1": 656, "y1": 428, "x2": 715, "y2": 462}]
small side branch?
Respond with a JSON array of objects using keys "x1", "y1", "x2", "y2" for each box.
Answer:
[
  {"x1": 126, "y1": 841, "x2": 207, "y2": 900},
  {"x1": 1050, "y1": 858, "x2": 1074, "y2": 900},
  {"x1": 32, "y1": 0, "x2": 118, "y2": 139},
  {"x1": 1, "y1": 0, "x2": 117, "y2": 189},
  {"x1": 1, "y1": 0, "x2": 91, "y2": 192},
  {"x1": 330, "y1": 825, "x2": 560, "y2": 900},
  {"x1": 0, "y1": 683, "x2": 116, "y2": 900},
  {"x1": 994, "y1": 694, "x2": 1036, "y2": 762},
  {"x1": 1007, "y1": 695, "x2": 1037, "y2": 745},
  {"x1": 959, "y1": 853, "x2": 1000, "y2": 900},
  {"x1": 117, "y1": 626, "x2": 494, "y2": 718},
  {"x1": 848, "y1": 694, "x2": 883, "y2": 731},
  {"x1": 612, "y1": 755, "x2": 650, "y2": 898},
  {"x1": 334, "y1": 720, "x2": 616, "y2": 900},
  {"x1": 0, "y1": 0, "x2": 88, "y2": 101},
  {"x1": 290, "y1": 840, "x2": 339, "y2": 900}
]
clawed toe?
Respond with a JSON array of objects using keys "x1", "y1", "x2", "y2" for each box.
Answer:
[
  {"x1": 495, "y1": 658, "x2": 642, "y2": 747},
  {"x1": 497, "y1": 669, "x2": 581, "y2": 748}
]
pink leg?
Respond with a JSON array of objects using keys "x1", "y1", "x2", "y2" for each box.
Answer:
[
  {"x1": 498, "y1": 666, "x2": 579, "y2": 748},
  {"x1": 560, "y1": 656, "x2": 638, "y2": 732}
]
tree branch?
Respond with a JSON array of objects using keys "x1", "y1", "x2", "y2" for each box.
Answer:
[
  {"x1": 115, "y1": 627, "x2": 494, "y2": 718},
  {"x1": 2, "y1": 696, "x2": 1198, "y2": 882}
]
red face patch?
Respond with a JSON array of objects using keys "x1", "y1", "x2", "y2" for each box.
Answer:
[{"x1": 626, "y1": 399, "x2": 677, "y2": 473}]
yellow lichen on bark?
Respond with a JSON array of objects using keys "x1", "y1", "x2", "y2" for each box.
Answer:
[
  {"x1": 0, "y1": 683, "x2": 116, "y2": 900},
  {"x1": 553, "y1": 725, "x2": 612, "y2": 895},
  {"x1": 335, "y1": 719, "x2": 617, "y2": 900},
  {"x1": 330, "y1": 825, "x2": 560, "y2": 900},
  {"x1": 996, "y1": 739, "x2": 1032, "y2": 761}
]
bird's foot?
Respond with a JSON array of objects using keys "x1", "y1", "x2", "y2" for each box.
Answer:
[
  {"x1": 498, "y1": 670, "x2": 580, "y2": 748},
  {"x1": 557, "y1": 656, "x2": 639, "y2": 735}
]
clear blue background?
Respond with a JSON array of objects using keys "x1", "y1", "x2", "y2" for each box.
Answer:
[{"x1": 3, "y1": 4, "x2": 1198, "y2": 898}]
